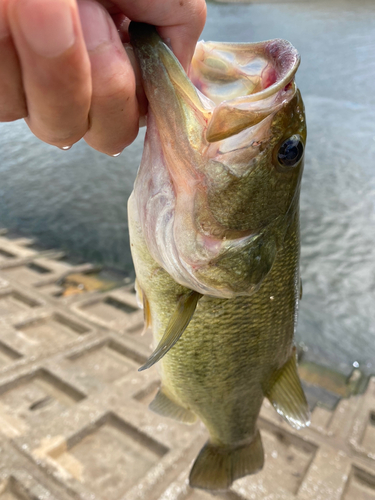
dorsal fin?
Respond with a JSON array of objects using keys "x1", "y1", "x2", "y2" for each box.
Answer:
[
  {"x1": 265, "y1": 349, "x2": 310, "y2": 429},
  {"x1": 138, "y1": 290, "x2": 202, "y2": 371}
]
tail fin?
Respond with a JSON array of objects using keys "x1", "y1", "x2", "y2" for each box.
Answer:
[{"x1": 189, "y1": 430, "x2": 264, "y2": 491}]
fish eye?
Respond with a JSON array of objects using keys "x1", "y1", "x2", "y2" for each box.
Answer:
[{"x1": 277, "y1": 135, "x2": 304, "y2": 168}]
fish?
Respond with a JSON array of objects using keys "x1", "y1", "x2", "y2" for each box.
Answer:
[{"x1": 127, "y1": 22, "x2": 309, "y2": 491}]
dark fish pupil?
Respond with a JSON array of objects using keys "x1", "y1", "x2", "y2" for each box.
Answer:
[{"x1": 278, "y1": 135, "x2": 304, "y2": 167}]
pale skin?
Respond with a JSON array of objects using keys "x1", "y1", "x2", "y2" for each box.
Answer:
[{"x1": 0, "y1": 0, "x2": 206, "y2": 154}]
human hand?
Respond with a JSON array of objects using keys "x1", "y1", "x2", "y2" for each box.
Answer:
[{"x1": 0, "y1": 0, "x2": 206, "y2": 155}]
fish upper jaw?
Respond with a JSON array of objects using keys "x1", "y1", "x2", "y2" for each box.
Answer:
[{"x1": 130, "y1": 23, "x2": 303, "y2": 298}]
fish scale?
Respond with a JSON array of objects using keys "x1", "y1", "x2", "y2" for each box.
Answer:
[
  {"x1": 147, "y1": 212, "x2": 299, "y2": 439},
  {"x1": 128, "y1": 22, "x2": 309, "y2": 491}
]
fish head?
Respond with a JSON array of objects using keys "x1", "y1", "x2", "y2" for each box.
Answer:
[{"x1": 129, "y1": 23, "x2": 306, "y2": 298}]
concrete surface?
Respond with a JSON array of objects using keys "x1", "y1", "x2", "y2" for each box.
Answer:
[{"x1": 0, "y1": 231, "x2": 374, "y2": 500}]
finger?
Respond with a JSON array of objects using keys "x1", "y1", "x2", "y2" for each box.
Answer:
[
  {"x1": 111, "y1": 15, "x2": 148, "y2": 121},
  {"x1": 157, "y1": 2, "x2": 207, "y2": 71},
  {"x1": 109, "y1": 0, "x2": 207, "y2": 70},
  {"x1": 0, "y1": 0, "x2": 27, "y2": 121},
  {"x1": 78, "y1": 0, "x2": 139, "y2": 155},
  {"x1": 7, "y1": 0, "x2": 92, "y2": 148}
]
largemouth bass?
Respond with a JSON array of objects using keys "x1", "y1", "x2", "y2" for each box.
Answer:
[{"x1": 128, "y1": 22, "x2": 309, "y2": 491}]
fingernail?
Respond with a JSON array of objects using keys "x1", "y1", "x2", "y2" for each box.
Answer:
[
  {"x1": 0, "y1": 1, "x2": 10, "y2": 39},
  {"x1": 78, "y1": 0, "x2": 111, "y2": 52},
  {"x1": 17, "y1": 0, "x2": 75, "y2": 58}
]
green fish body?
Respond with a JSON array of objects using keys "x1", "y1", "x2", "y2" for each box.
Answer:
[{"x1": 128, "y1": 23, "x2": 308, "y2": 491}]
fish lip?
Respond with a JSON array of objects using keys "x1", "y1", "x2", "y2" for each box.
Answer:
[{"x1": 205, "y1": 83, "x2": 297, "y2": 143}]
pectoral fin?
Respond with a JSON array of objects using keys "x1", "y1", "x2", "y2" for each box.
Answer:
[
  {"x1": 138, "y1": 290, "x2": 202, "y2": 371},
  {"x1": 265, "y1": 350, "x2": 310, "y2": 429},
  {"x1": 149, "y1": 387, "x2": 197, "y2": 424}
]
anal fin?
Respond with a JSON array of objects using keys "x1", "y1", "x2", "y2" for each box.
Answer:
[
  {"x1": 149, "y1": 387, "x2": 197, "y2": 424},
  {"x1": 189, "y1": 430, "x2": 264, "y2": 491},
  {"x1": 265, "y1": 349, "x2": 310, "y2": 429}
]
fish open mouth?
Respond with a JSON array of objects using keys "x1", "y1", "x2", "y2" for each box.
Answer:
[
  {"x1": 189, "y1": 39, "x2": 300, "y2": 142},
  {"x1": 129, "y1": 22, "x2": 305, "y2": 298}
]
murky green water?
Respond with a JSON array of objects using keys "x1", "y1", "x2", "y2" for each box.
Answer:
[{"x1": 0, "y1": 0, "x2": 374, "y2": 375}]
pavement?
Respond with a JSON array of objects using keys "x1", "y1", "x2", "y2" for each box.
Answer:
[{"x1": 0, "y1": 231, "x2": 374, "y2": 500}]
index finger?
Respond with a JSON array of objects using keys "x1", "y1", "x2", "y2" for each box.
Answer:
[{"x1": 111, "y1": 0, "x2": 207, "y2": 70}]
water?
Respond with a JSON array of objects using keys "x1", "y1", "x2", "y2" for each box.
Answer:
[{"x1": 0, "y1": 0, "x2": 374, "y2": 375}]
